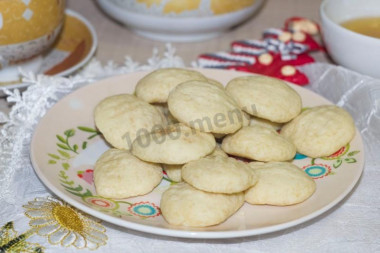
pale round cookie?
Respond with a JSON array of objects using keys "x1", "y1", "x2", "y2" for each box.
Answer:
[
  {"x1": 94, "y1": 149, "x2": 162, "y2": 199},
  {"x1": 226, "y1": 75, "x2": 302, "y2": 123},
  {"x1": 208, "y1": 146, "x2": 228, "y2": 158},
  {"x1": 162, "y1": 146, "x2": 227, "y2": 182},
  {"x1": 94, "y1": 94, "x2": 166, "y2": 150},
  {"x1": 163, "y1": 164, "x2": 183, "y2": 182},
  {"x1": 248, "y1": 161, "x2": 265, "y2": 166},
  {"x1": 213, "y1": 112, "x2": 250, "y2": 139},
  {"x1": 212, "y1": 113, "x2": 249, "y2": 140},
  {"x1": 168, "y1": 81, "x2": 244, "y2": 134},
  {"x1": 245, "y1": 162, "x2": 316, "y2": 206},
  {"x1": 280, "y1": 105, "x2": 356, "y2": 158},
  {"x1": 249, "y1": 116, "x2": 283, "y2": 130},
  {"x1": 160, "y1": 182, "x2": 244, "y2": 227},
  {"x1": 242, "y1": 111, "x2": 251, "y2": 126},
  {"x1": 152, "y1": 103, "x2": 178, "y2": 125},
  {"x1": 206, "y1": 78, "x2": 225, "y2": 89},
  {"x1": 131, "y1": 124, "x2": 216, "y2": 164},
  {"x1": 182, "y1": 156, "x2": 258, "y2": 193},
  {"x1": 135, "y1": 68, "x2": 207, "y2": 103},
  {"x1": 222, "y1": 125, "x2": 296, "y2": 162}
]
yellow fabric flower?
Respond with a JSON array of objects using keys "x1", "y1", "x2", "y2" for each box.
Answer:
[{"x1": 23, "y1": 197, "x2": 107, "y2": 250}]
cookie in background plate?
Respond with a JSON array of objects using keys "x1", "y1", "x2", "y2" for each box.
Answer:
[
  {"x1": 182, "y1": 156, "x2": 258, "y2": 194},
  {"x1": 94, "y1": 149, "x2": 162, "y2": 199},
  {"x1": 94, "y1": 94, "x2": 166, "y2": 150},
  {"x1": 245, "y1": 162, "x2": 316, "y2": 206},
  {"x1": 131, "y1": 123, "x2": 216, "y2": 164},
  {"x1": 280, "y1": 105, "x2": 356, "y2": 158},
  {"x1": 222, "y1": 125, "x2": 296, "y2": 162},
  {"x1": 168, "y1": 81, "x2": 245, "y2": 134},
  {"x1": 226, "y1": 75, "x2": 302, "y2": 123},
  {"x1": 160, "y1": 182, "x2": 244, "y2": 227},
  {"x1": 135, "y1": 68, "x2": 208, "y2": 103}
]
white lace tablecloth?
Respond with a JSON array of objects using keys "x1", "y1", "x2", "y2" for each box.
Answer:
[{"x1": 0, "y1": 46, "x2": 379, "y2": 253}]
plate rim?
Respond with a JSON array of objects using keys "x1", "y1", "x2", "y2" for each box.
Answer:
[
  {"x1": 30, "y1": 69, "x2": 365, "y2": 239},
  {"x1": 54, "y1": 9, "x2": 98, "y2": 77}
]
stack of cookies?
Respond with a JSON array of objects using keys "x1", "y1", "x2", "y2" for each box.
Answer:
[{"x1": 93, "y1": 68, "x2": 356, "y2": 227}]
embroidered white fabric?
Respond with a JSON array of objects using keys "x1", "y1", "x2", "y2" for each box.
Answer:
[{"x1": 0, "y1": 46, "x2": 379, "y2": 253}]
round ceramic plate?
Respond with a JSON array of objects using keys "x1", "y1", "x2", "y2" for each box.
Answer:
[
  {"x1": 1, "y1": 9, "x2": 97, "y2": 90},
  {"x1": 30, "y1": 69, "x2": 364, "y2": 239}
]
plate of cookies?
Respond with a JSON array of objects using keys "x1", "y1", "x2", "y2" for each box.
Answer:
[{"x1": 31, "y1": 68, "x2": 364, "y2": 239}]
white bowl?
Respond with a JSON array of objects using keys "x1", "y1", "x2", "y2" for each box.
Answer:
[
  {"x1": 96, "y1": 0, "x2": 264, "y2": 42},
  {"x1": 320, "y1": 0, "x2": 380, "y2": 78}
]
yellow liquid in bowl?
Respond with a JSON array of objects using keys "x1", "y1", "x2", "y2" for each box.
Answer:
[{"x1": 341, "y1": 17, "x2": 380, "y2": 39}]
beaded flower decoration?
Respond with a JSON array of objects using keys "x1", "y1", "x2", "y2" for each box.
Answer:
[{"x1": 196, "y1": 17, "x2": 323, "y2": 85}]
